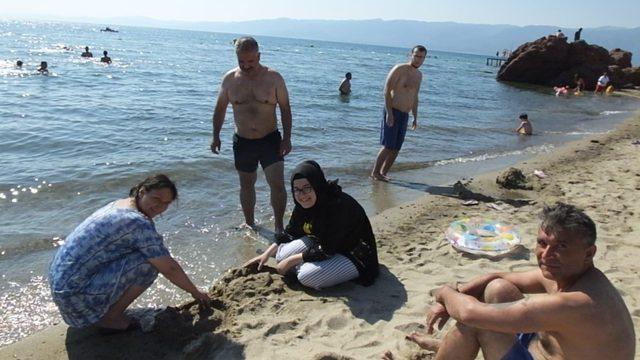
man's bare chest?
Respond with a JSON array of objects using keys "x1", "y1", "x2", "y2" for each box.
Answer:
[{"x1": 228, "y1": 80, "x2": 276, "y2": 105}]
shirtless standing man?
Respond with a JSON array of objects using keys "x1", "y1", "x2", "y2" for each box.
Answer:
[
  {"x1": 371, "y1": 45, "x2": 426, "y2": 181},
  {"x1": 211, "y1": 37, "x2": 292, "y2": 234},
  {"x1": 383, "y1": 202, "x2": 635, "y2": 360}
]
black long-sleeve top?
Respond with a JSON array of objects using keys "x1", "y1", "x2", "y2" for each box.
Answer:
[{"x1": 278, "y1": 190, "x2": 379, "y2": 286}]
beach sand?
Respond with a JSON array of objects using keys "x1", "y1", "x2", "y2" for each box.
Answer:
[{"x1": 2, "y1": 109, "x2": 639, "y2": 359}]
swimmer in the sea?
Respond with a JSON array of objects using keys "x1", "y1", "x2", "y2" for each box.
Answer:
[
  {"x1": 81, "y1": 46, "x2": 93, "y2": 58},
  {"x1": 514, "y1": 113, "x2": 532, "y2": 135},
  {"x1": 339, "y1": 72, "x2": 352, "y2": 95},
  {"x1": 37, "y1": 61, "x2": 49, "y2": 74},
  {"x1": 101, "y1": 50, "x2": 112, "y2": 64}
]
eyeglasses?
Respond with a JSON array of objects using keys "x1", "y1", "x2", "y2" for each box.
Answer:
[{"x1": 293, "y1": 186, "x2": 314, "y2": 195}]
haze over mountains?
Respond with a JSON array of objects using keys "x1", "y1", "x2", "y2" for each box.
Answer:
[{"x1": 8, "y1": 16, "x2": 640, "y2": 62}]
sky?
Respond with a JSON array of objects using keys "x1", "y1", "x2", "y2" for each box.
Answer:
[{"x1": 2, "y1": 0, "x2": 638, "y2": 28}]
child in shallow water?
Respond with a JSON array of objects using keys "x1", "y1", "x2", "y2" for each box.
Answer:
[{"x1": 514, "y1": 113, "x2": 532, "y2": 135}]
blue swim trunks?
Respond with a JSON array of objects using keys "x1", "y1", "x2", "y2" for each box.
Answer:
[
  {"x1": 501, "y1": 333, "x2": 535, "y2": 360},
  {"x1": 380, "y1": 108, "x2": 409, "y2": 150}
]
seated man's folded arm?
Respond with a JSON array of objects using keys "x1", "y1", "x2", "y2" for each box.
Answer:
[{"x1": 449, "y1": 291, "x2": 590, "y2": 334}]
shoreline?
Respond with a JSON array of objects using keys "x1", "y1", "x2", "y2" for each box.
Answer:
[{"x1": 2, "y1": 106, "x2": 640, "y2": 358}]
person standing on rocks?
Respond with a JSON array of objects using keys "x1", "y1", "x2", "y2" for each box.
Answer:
[{"x1": 574, "y1": 27, "x2": 583, "y2": 41}]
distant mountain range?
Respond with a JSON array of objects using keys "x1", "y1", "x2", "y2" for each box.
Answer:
[{"x1": 9, "y1": 16, "x2": 640, "y2": 64}]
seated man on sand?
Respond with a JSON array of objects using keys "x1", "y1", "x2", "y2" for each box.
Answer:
[{"x1": 383, "y1": 202, "x2": 635, "y2": 360}]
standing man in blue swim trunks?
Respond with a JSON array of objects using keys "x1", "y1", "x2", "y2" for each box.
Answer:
[
  {"x1": 382, "y1": 202, "x2": 635, "y2": 360},
  {"x1": 211, "y1": 36, "x2": 292, "y2": 235},
  {"x1": 371, "y1": 45, "x2": 426, "y2": 181}
]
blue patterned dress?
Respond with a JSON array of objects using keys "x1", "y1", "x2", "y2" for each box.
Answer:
[{"x1": 49, "y1": 201, "x2": 170, "y2": 327}]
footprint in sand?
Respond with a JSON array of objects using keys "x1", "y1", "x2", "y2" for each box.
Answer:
[
  {"x1": 238, "y1": 320, "x2": 265, "y2": 330},
  {"x1": 343, "y1": 338, "x2": 382, "y2": 350},
  {"x1": 263, "y1": 320, "x2": 299, "y2": 336},
  {"x1": 394, "y1": 322, "x2": 425, "y2": 333},
  {"x1": 311, "y1": 352, "x2": 355, "y2": 360},
  {"x1": 325, "y1": 315, "x2": 349, "y2": 330}
]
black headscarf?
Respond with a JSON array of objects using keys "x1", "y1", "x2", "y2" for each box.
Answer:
[{"x1": 290, "y1": 160, "x2": 341, "y2": 213}]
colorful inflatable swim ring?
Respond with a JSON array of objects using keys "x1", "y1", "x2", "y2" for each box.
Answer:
[{"x1": 445, "y1": 218, "x2": 521, "y2": 256}]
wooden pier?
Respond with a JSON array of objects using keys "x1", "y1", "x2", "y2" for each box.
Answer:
[{"x1": 486, "y1": 57, "x2": 507, "y2": 66}]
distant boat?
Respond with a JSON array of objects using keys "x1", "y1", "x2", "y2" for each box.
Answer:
[{"x1": 100, "y1": 27, "x2": 118, "y2": 33}]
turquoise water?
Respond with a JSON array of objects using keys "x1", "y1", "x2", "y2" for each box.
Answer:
[{"x1": 0, "y1": 20, "x2": 638, "y2": 344}]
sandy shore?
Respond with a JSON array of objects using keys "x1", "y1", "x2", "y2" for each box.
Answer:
[{"x1": 2, "y1": 108, "x2": 639, "y2": 359}]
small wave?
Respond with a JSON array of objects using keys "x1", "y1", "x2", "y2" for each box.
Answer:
[
  {"x1": 29, "y1": 47, "x2": 67, "y2": 54},
  {"x1": 433, "y1": 144, "x2": 556, "y2": 166},
  {"x1": 543, "y1": 130, "x2": 609, "y2": 136},
  {"x1": 306, "y1": 144, "x2": 558, "y2": 175},
  {"x1": 0, "y1": 235, "x2": 62, "y2": 259},
  {"x1": 600, "y1": 110, "x2": 627, "y2": 116}
]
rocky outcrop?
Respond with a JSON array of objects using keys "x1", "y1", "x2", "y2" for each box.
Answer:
[
  {"x1": 622, "y1": 67, "x2": 640, "y2": 85},
  {"x1": 497, "y1": 36, "x2": 639, "y2": 90},
  {"x1": 610, "y1": 48, "x2": 633, "y2": 68},
  {"x1": 607, "y1": 64, "x2": 640, "y2": 88}
]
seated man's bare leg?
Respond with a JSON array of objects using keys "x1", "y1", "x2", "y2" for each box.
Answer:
[
  {"x1": 434, "y1": 279, "x2": 525, "y2": 360},
  {"x1": 432, "y1": 322, "x2": 482, "y2": 360},
  {"x1": 237, "y1": 170, "x2": 257, "y2": 227},
  {"x1": 263, "y1": 161, "x2": 286, "y2": 233}
]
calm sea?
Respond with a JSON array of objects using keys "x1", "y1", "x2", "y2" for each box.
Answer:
[{"x1": 0, "y1": 20, "x2": 637, "y2": 345}]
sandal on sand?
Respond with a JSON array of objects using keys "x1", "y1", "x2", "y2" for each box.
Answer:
[{"x1": 98, "y1": 319, "x2": 141, "y2": 336}]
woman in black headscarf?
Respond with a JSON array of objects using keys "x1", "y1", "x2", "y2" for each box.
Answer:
[{"x1": 246, "y1": 160, "x2": 379, "y2": 289}]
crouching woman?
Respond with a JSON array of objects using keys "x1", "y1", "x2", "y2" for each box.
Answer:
[{"x1": 49, "y1": 174, "x2": 210, "y2": 332}]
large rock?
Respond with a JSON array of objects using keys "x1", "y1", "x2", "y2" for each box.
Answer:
[
  {"x1": 607, "y1": 65, "x2": 640, "y2": 88},
  {"x1": 610, "y1": 48, "x2": 633, "y2": 68},
  {"x1": 608, "y1": 65, "x2": 626, "y2": 87},
  {"x1": 622, "y1": 67, "x2": 640, "y2": 86},
  {"x1": 497, "y1": 37, "x2": 637, "y2": 90}
]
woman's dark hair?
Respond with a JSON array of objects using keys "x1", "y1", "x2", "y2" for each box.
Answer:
[{"x1": 129, "y1": 174, "x2": 178, "y2": 200}]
